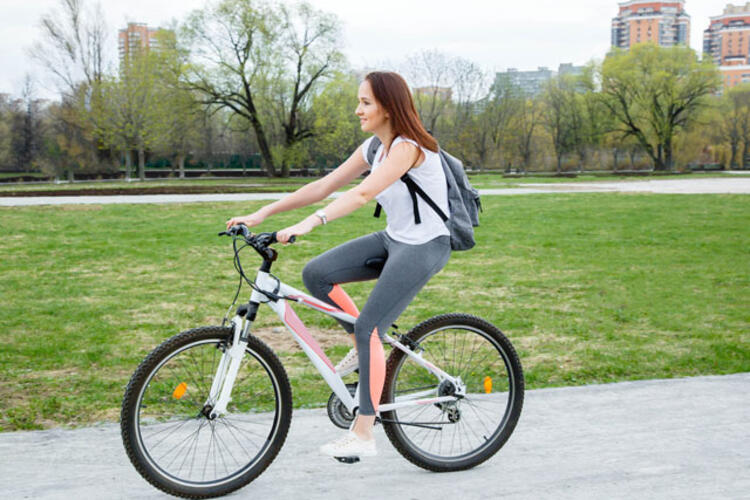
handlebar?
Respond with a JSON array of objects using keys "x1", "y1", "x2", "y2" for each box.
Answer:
[{"x1": 218, "y1": 224, "x2": 295, "y2": 248}]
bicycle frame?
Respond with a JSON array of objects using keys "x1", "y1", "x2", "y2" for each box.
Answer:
[{"x1": 208, "y1": 268, "x2": 466, "y2": 418}]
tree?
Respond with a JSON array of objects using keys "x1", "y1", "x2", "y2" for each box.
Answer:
[
  {"x1": 30, "y1": 0, "x2": 108, "y2": 96},
  {"x1": 29, "y1": 0, "x2": 111, "y2": 174},
  {"x1": 9, "y1": 77, "x2": 43, "y2": 171},
  {"x1": 307, "y1": 71, "x2": 366, "y2": 171},
  {"x1": 404, "y1": 50, "x2": 455, "y2": 134},
  {"x1": 0, "y1": 95, "x2": 11, "y2": 169},
  {"x1": 93, "y1": 52, "x2": 162, "y2": 180},
  {"x1": 601, "y1": 44, "x2": 721, "y2": 171},
  {"x1": 541, "y1": 75, "x2": 578, "y2": 172},
  {"x1": 509, "y1": 95, "x2": 543, "y2": 172},
  {"x1": 471, "y1": 74, "x2": 521, "y2": 170},
  {"x1": 181, "y1": 0, "x2": 344, "y2": 177}
]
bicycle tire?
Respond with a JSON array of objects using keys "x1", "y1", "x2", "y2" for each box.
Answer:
[
  {"x1": 121, "y1": 326, "x2": 293, "y2": 499},
  {"x1": 381, "y1": 313, "x2": 524, "y2": 472}
]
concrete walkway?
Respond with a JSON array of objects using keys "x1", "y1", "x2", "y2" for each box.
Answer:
[
  {"x1": 1, "y1": 178, "x2": 748, "y2": 206},
  {"x1": 1, "y1": 373, "x2": 748, "y2": 499}
]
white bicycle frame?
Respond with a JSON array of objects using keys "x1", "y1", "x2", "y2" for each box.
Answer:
[{"x1": 208, "y1": 268, "x2": 466, "y2": 418}]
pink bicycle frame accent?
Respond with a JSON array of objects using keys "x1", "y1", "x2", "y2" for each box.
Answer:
[{"x1": 248, "y1": 270, "x2": 462, "y2": 414}]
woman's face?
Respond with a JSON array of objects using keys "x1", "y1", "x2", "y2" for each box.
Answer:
[{"x1": 356, "y1": 80, "x2": 388, "y2": 133}]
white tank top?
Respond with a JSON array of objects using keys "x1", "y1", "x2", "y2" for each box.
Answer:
[{"x1": 361, "y1": 135, "x2": 450, "y2": 245}]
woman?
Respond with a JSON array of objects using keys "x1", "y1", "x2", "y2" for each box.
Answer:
[{"x1": 226, "y1": 71, "x2": 451, "y2": 459}]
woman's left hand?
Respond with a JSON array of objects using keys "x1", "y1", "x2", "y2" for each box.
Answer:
[{"x1": 277, "y1": 216, "x2": 317, "y2": 244}]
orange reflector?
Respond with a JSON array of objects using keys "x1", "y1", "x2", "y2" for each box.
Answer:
[
  {"x1": 483, "y1": 376, "x2": 492, "y2": 394},
  {"x1": 172, "y1": 382, "x2": 188, "y2": 400}
]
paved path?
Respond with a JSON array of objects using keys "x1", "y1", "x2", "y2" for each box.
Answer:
[
  {"x1": 1, "y1": 373, "x2": 748, "y2": 499},
  {"x1": 1, "y1": 178, "x2": 748, "y2": 206}
]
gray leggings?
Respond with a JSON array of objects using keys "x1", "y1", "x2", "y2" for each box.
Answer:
[{"x1": 302, "y1": 231, "x2": 451, "y2": 416}]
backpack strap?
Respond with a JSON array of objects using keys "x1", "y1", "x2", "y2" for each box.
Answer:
[
  {"x1": 367, "y1": 135, "x2": 448, "y2": 224},
  {"x1": 367, "y1": 137, "x2": 384, "y2": 219},
  {"x1": 366, "y1": 137, "x2": 381, "y2": 167},
  {"x1": 400, "y1": 174, "x2": 448, "y2": 223}
]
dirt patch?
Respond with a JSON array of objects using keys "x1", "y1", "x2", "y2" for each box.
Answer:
[{"x1": 251, "y1": 326, "x2": 352, "y2": 354}]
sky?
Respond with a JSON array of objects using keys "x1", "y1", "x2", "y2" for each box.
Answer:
[{"x1": 0, "y1": 0, "x2": 726, "y2": 99}]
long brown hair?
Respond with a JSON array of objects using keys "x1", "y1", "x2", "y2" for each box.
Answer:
[{"x1": 365, "y1": 71, "x2": 439, "y2": 153}]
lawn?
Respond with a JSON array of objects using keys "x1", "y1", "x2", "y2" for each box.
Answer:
[{"x1": 1, "y1": 193, "x2": 748, "y2": 431}]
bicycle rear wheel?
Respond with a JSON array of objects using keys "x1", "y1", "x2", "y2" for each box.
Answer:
[
  {"x1": 121, "y1": 326, "x2": 292, "y2": 499},
  {"x1": 381, "y1": 314, "x2": 524, "y2": 472}
]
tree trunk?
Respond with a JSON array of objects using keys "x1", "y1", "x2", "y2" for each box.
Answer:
[
  {"x1": 664, "y1": 139, "x2": 673, "y2": 171},
  {"x1": 556, "y1": 153, "x2": 562, "y2": 174},
  {"x1": 138, "y1": 147, "x2": 145, "y2": 180},
  {"x1": 730, "y1": 142, "x2": 738, "y2": 169},
  {"x1": 613, "y1": 148, "x2": 619, "y2": 171},
  {"x1": 742, "y1": 140, "x2": 750, "y2": 169},
  {"x1": 67, "y1": 167, "x2": 74, "y2": 182},
  {"x1": 655, "y1": 143, "x2": 665, "y2": 171},
  {"x1": 178, "y1": 154, "x2": 185, "y2": 179},
  {"x1": 125, "y1": 150, "x2": 132, "y2": 181}
]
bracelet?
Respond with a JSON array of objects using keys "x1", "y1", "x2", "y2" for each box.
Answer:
[{"x1": 314, "y1": 209, "x2": 327, "y2": 225}]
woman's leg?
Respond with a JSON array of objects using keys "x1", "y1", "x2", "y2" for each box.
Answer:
[
  {"x1": 302, "y1": 232, "x2": 387, "y2": 333},
  {"x1": 351, "y1": 234, "x2": 451, "y2": 439}
]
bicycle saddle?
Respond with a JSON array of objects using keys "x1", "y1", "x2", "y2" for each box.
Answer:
[{"x1": 364, "y1": 257, "x2": 385, "y2": 271}]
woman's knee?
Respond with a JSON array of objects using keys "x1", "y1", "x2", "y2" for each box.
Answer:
[
  {"x1": 353, "y1": 319, "x2": 384, "y2": 343},
  {"x1": 301, "y1": 258, "x2": 325, "y2": 293}
]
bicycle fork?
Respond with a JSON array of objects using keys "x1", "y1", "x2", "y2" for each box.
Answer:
[{"x1": 206, "y1": 315, "x2": 249, "y2": 419}]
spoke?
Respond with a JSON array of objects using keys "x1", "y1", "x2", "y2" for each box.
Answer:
[
  {"x1": 459, "y1": 410, "x2": 485, "y2": 450},
  {"x1": 203, "y1": 421, "x2": 216, "y2": 481},
  {"x1": 464, "y1": 399, "x2": 495, "y2": 437},
  {"x1": 217, "y1": 419, "x2": 252, "y2": 466},
  {"x1": 457, "y1": 330, "x2": 469, "y2": 380},
  {"x1": 159, "y1": 419, "x2": 203, "y2": 464},
  {"x1": 145, "y1": 417, "x2": 195, "y2": 450},
  {"x1": 222, "y1": 417, "x2": 266, "y2": 444},
  {"x1": 166, "y1": 419, "x2": 204, "y2": 472}
]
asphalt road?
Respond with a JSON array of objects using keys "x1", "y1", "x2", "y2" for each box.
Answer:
[{"x1": 1, "y1": 373, "x2": 748, "y2": 499}]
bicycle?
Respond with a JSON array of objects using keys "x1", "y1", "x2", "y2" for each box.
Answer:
[{"x1": 121, "y1": 225, "x2": 524, "y2": 498}]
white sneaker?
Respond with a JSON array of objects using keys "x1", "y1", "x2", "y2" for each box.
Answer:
[
  {"x1": 335, "y1": 347, "x2": 359, "y2": 376},
  {"x1": 319, "y1": 431, "x2": 377, "y2": 457}
]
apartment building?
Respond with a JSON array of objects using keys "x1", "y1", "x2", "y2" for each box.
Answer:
[
  {"x1": 495, "y1": 63, "x2": 585, "y2": 96},
  {"x1": 611, "y1": 1, "x2": 690, "y2": 49},
  {"x1": 704, "y1": 3, "x2": 750, "y2": 88},
  {"x1": 118, "y1": 22, "x2": 169, "y2": 63}
]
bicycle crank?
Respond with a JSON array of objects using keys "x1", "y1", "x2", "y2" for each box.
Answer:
[{"x1": 327, "y1": 383, "x2": 357, "y2": 429}]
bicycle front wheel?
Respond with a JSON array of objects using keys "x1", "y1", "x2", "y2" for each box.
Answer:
[
  {"x1": 121, "y1": 326, "x2": 292, "y2": 499},
  {"x1": 381, "y1": 314, "x2": 524, "y2": 472}
]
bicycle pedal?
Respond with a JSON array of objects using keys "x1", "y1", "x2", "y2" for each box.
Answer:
[{"x1": 333, "y1": 456, "x2": 360, "y2": 464}]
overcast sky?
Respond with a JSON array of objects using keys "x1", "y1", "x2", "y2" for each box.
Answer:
[{"x1": 1, "y1": 0, "x2": 725, "y2": 99}]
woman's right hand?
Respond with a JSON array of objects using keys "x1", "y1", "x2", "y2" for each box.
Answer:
[{"x1": 226, "y1": 211, "x2": 266, "y2": 230}]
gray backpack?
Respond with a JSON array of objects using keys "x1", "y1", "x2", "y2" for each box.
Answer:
[{"x1": 366, "y1": 137, "x2": 481, "y2": 251}]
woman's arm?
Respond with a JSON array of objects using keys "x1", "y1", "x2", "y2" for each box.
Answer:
[
  {"x1": 226, "y1": 145, "x2": 369, "y2": 229},
  {"x1": 276, "y1": 142, "x2": 420, "y2": 242}
]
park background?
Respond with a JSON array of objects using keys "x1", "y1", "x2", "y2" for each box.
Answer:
[{"x1": 0, "y1": 0, "x2": 748, "y2": 432}]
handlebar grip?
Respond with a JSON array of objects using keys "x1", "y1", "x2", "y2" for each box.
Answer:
[{"x1": 269, "y1": 232, "x2": 295, "y2": 244}]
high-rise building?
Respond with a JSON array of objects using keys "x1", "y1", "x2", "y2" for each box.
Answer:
[
  {"x1": 495, "y1": 63, "x2": 585, "y2": 96},
  {"x1": 118, "y1": 22, "x2": 168, "y2": 63},
  {"x1": 611, "y1": 1, "x2": 690, "y2": 50},
  {"x1": 704, "y1": 3, "x2": 750, "y2": 89}
]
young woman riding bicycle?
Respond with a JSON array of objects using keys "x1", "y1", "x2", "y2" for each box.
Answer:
[{"x1": 226, "y1": 71, "x2": 452, "y2": 458}]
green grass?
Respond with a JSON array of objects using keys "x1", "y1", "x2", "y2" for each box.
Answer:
[{"x1": 1, "y1": 194, "x2": 748, "y2": 431}]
